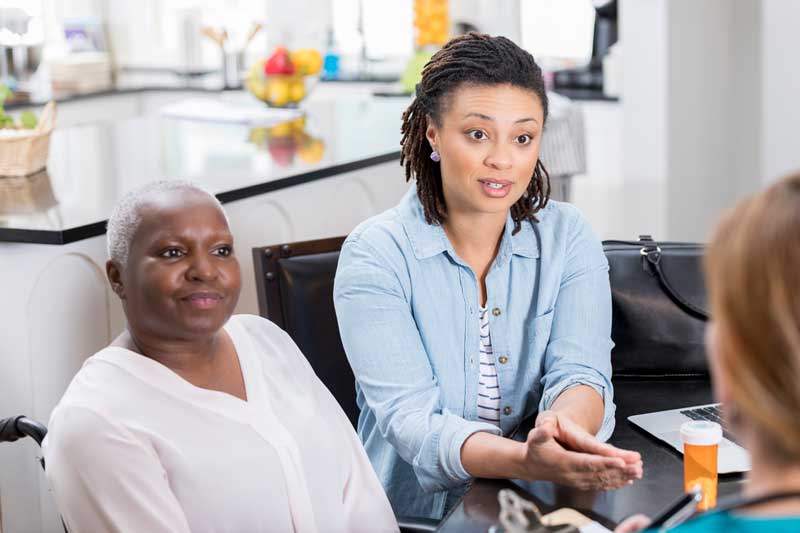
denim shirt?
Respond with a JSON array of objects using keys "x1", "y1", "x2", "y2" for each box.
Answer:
[{"x1": 333, "y1": 186, "x2": 615, "y2": 520}]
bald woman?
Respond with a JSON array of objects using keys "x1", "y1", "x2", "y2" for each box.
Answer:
[{"x1": 43, "y1": 181, "x2": 398, "y2": 533}]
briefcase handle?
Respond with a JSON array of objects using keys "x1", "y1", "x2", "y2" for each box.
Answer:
[
  {"x1": 636, "y1": 236, "x2": 710, "y2": 321},
  {"x1": 604, "y1": 236, "x2": 710, "y2": 321}
]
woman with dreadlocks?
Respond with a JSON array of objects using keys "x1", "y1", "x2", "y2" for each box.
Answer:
[{"x1": 334, "y1": 33, "x2": 642, "y2": 520}]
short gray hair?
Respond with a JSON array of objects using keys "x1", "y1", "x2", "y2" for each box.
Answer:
[{"x1": 106, "y1": 180, "x2": 227, "y2": 266}]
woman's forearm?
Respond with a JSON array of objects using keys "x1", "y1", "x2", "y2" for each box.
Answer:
[
  {"x1": 460, "y1": 431, "x2": 528, "y2": 480},
  {"x1": 549, "y1": 385, "x2": 605, "y2": 435}
]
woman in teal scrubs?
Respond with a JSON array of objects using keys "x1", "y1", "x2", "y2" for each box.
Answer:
[{"x1": 616, "y1": 173, "x2": 800, "y2": 532}]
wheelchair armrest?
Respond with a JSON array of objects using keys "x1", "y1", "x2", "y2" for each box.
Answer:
[
  {"x1": 0, "y1": 416, "x2": 47, "y2": 446},
  {"x1": 0, "y1": 416, "x2": 26, "y2": 443}
]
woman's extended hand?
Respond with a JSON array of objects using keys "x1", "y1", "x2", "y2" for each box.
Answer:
[
  {"x1": 537, "y1": 411, "x2": 643, "y2": 473},
  {"x1": 518, "y1": 411, "x2": 643, "y2": 490}
]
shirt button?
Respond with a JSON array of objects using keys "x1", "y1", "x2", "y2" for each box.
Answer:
[
  {"x1": 503, "y1": 406, "x2": 513, "y2": 416},
  {"x1": 469, "y1": 357, "x2": 474, "y2": 365},
  {"x1": 498, "y1": 355, "x2": 508, "y2": 364},
  {"x1": 492, "y1": 307, "x2": 501, "y2": 316}
]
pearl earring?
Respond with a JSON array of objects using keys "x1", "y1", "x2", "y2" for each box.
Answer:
[{"x1": 430, "y1": 150, "x2": 441, "y2": 162}]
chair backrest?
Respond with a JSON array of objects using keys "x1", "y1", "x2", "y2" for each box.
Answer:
[{"x1": 252, "y1": 236, "x2": 359, "y2": 426}]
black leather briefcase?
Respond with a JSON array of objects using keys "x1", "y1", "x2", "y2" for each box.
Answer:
[{"x1": 603, "y1": 236, "x2": 710, "y2": 378}]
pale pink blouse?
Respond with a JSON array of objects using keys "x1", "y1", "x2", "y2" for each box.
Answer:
[{"x1": 43, "y1": 314, "x2": 398, "y2": 533}]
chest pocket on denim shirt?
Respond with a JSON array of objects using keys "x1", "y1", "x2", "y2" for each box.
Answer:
[{"x1": 519, "y1": 309, "x2": 555, "y2": 372}]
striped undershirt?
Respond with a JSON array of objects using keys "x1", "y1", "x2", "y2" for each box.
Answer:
[{"x1": 477, "y1": 306, "x2": 502, "y2": 426}]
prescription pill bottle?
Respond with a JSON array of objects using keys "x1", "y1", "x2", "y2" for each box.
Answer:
[{"x1": 681, "y1": 420, "x2": 722, "y2": 510}]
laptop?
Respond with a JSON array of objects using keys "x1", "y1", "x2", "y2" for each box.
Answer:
[{"x1": 628, "y1": 403, "x2": 751, "y2": 473}]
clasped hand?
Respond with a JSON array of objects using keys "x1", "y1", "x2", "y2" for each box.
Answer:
[{"x1": 520, "y1": 410, "x2": 643, "y2": 491}]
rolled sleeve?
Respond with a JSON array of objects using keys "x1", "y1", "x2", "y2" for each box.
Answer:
[
  {"x1": 539, "y1": 208, "x2": 616, "y2": 442},
  {"x1": 334, "y1": 236, "x2": 500, "y2": 493},
  {"x1": 427, "y1": 415, "x2": 501, "y2": 489},
  {"x1": 539, "y1": 374, "x2": 616, "y2": 442}
]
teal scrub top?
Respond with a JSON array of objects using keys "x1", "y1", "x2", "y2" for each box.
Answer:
[{"x1": 648, "y1": 510, "x2": 800, "y2": 532}]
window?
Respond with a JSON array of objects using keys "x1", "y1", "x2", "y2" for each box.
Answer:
[
  {"x1": 520, "y1": 0, "x2": 595, "y2": 63},
  {"x1": 332, "y1": 0, "x2": 413, "y2": 59}
]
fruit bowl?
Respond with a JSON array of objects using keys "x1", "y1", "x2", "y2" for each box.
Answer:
[
  {"x1": 246, "y1": 47, "x2": 323, "y2": 108},
  {"x1": 246, "y1": 73, "x2": 317, "y2": 108}
]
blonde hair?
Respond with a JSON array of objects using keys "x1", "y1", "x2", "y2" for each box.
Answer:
[{"x1": 705, "y1": 172, "x2": 800, "y2": 461}]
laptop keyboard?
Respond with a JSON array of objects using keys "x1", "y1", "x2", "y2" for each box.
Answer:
[{"x1": 679, "y1": 404, "x2": 740, "y2": 445}]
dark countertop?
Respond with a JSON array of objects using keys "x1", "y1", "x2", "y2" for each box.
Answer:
[{"x1": 0, "y1": 95, "x2": 410, "y2": 245}]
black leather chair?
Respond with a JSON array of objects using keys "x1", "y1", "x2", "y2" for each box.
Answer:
[
  {"x1": 251, "y1": 236, "x2": 359, "y2": 427},
  {"x1": 253, "y1": 236, "x2": 439, "y2": 532}
]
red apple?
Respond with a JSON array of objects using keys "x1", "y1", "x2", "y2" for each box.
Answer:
[{"x1": 264, "y1": 47, "x2": 295, "y2": 75}]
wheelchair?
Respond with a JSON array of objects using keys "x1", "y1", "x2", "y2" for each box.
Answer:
[{"x1": 0, "y1": 415, "x2": 67, "y2": 531}]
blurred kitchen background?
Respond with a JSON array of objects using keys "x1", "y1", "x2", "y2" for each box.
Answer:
[
  {"x1": 2, "y1": 0, "x2": 594, "y2": 90},
  {"x1": 1, "y1": 3, "x2": 800, "y2": 530},
  {"x1": 3, "y1": 0, "x2": 798, "y2": 242}
]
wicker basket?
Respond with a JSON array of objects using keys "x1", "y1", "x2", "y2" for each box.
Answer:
[{"x1": 0, "y1": 101, "x2": 57, "y2": 177}]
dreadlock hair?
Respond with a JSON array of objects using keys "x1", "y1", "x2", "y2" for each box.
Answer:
[{"x1": 400, "y1": 32, "x2": 551, "y2": 235}]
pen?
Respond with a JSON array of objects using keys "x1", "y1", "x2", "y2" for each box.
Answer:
[{"x1": 647, "y1": 484, "x2": 703, "y2": 530}]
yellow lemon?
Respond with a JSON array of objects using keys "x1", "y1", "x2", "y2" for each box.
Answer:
[
  {"x1": 248, "y1": 78, "x2": 270, "y2": 101},
  {"x1": 289, "y1": 79, "x2": 306, "y2": 103},
  {"x1": 266, "y1": 78, "x2": 290, "y2": 107},
  {"x1": 291, "y1": 49, "x2": 323, "y2": 76},
  {"x1": 290, "y1": 51, "x2": 305, "y2": 74},
  {"x1": 291, "y1": 50, "x2": 312, "y2": 74},
  {"x1": 304, "y1": 50, "x2": 323, "y2": 75},
  {"x1": 248, "y1": 59, "x2": 265, "y2": 80}
]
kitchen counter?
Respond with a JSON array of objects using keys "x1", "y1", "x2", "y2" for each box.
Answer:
[
  {"x1": 0, "y1": 94, "x2": 410, "y2": 244},
  {"x1": 5, "y1": 70, "x2": 225, "y2": 110},
  {"x1": 5, "y1": 69, "x2": 402, "y2": 111},
  {"x1": 6, "y1": 67, "x2": 615, "y2": 115}
]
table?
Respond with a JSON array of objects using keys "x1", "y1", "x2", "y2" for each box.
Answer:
[{"x1": 437, "y1": 379, "x2": 746, "y2": 531}]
